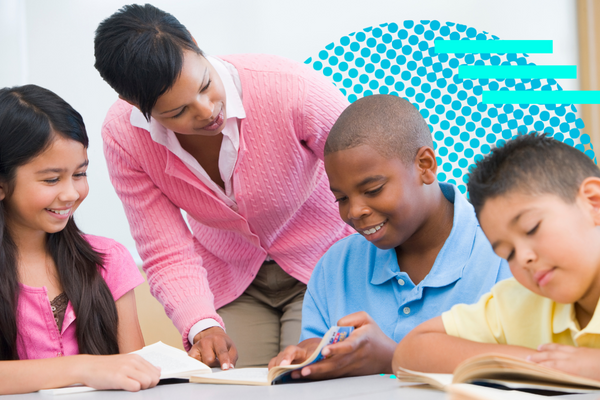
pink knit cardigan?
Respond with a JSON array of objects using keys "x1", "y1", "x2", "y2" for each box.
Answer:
[{"x1": 102, "y1": 54, "x2": 353, "y2": 349}]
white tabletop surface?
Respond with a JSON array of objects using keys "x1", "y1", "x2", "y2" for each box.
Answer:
[
  {"x1": 3, "y1": 374, "x2": 600, "y2": 400},
  {"x1": 1, "y1": 375, "x2": 435, "y2": 400}
]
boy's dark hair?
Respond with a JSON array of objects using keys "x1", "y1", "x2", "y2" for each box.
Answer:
[
  {"x1": 94, "y1": 3, "x2": 203, "y2": 120},
  {"x1": 0, "y1": 85, "x2": 119, "y2": 359},
  {"x1": 468, "y1": 132, "x2": 600, "y2": 215},
  {"x1": 325, "y1": 94, "x2": 433, "y2": 164}
]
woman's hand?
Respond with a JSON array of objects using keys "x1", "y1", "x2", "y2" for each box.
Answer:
[
  {"x1": 528, "y1": 343, "x2": 600, "y2": 381},
  {"x1": 189, "y1": 327, "x2": 238, "y2": 370},
  {"x1": 77, "y1": 354, "x2": 161, "y2": 391},
  {"x1": 268, "y1": 338, "x2": 321, "y2": 369}
]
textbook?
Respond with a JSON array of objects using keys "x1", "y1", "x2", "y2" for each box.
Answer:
[
  {"x1": 190, "y1": 325, "x2": 354, "y2": 386},
  {"x1": 395, "y1": 353, "x2": 600, "y2": 396},
  {"x1": 40, "y1": 341, "x2": 211, "y2": 395}
]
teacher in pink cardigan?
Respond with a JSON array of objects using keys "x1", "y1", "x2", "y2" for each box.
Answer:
[{"x1": 94, "y1": 4, "x2": 352, "y2": 368}]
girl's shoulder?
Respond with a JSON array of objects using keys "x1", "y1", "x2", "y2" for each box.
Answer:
[
  {"x1": 82, "y1": 235, "x2": 143, "y2": 298},
  {"x1": 83, "y1": 234, "x2": 128, "y2": 256}
]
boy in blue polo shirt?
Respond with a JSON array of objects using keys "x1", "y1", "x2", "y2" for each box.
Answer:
[{"x1": 268, "y1": 94, "x2": 511, "y2": 379}]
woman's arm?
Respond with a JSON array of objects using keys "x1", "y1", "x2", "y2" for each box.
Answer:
[
  {"x1": 393, "y1": 316, "x2": 536, "y2": 374},
  {"x1": 115, "y1": 289, "x2": 145, "y2": 353},
  {"x1": 0, "y1": 354, "x2": 160, "y2": 395},
  {"x1": 102, "y1": 113, "x2": 235, "y2": 368}
]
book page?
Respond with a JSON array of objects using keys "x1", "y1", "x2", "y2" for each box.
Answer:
[
  {"x1": 269, "y1": 326, "x2": 354, "y2": 383},
  {"x1": 455, "y1": 353, "x2": 600, "y2": 390},
  {"x1": 132, "y1": 341, "x2": 210, "y2": 378},
  {"x1": 395, "y1": 368, "x2": 453, "y2": 390},
  {"x1": 192, "y1": 368, "x2": 269, "y2": 384}
]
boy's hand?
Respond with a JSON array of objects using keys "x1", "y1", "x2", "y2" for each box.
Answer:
[
  {"x1": 528, "y1": 343, "x2": 600, "y2": 381},
  {"x1": 281, "y1": 312, "x2": 396, "y2": 380},
  {"x1": 189, "y1": 327, "x2": 238, "y2": 370},
  {"x1": 268, "y1": 338, "x2": 321, "y2": 369}
]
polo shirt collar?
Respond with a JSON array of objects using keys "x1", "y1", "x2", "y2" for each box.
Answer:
[
  {"x1": 552, "y1": 298, "x2": 600, "y2": 336},
  {"x1": 371, "y1": 248, "x2": 401, "y2": 285},
  {"x1": 420, "y1": 183, "x2": 476, "y2": 288},
  {"x1": 371, "y1": 183, "x2": 476, "y2": 287}
]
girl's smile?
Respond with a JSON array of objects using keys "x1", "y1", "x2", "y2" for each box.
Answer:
[{"x1": 1, "y1": 135, "x2": 89, "y2": 239}]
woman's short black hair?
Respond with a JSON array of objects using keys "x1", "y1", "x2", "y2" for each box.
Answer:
[
  {"x1": 467, "y1": 132, "x2": 600, "y2": 216},
  {"x1": 94, "y1": 3, "x2": 203, "y2": 120}
]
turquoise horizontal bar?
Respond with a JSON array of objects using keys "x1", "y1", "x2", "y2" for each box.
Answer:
[
  {"x1": 435, "y1": 40, "x2": 553, "y2": 54},
  {"x1": 459, "y1": 65, "x2": 576, "y2": 79},
  {"x1": 482, "y1": 91, "x2": 600, "y2": 104}
]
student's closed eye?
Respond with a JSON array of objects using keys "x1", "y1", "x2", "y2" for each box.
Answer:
[
  {"x1": 365, "y1": 185, "x2": 384, "y2": 196},
  {"x1": 526, "y1": 222, "x2": 540, "y2": 235}
]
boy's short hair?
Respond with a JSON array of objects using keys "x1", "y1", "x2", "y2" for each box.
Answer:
[
  {"x1": 468, "y1": 132, "x2": 600, "y2": 215},
  {"x1": 94, "y1": 4, "x2": 203, "y2": 121},
  {"x1": 324, "y1": 94, "x2": 433, "y2": 164}
]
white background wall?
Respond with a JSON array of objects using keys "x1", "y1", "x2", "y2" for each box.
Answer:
[{"x1": 0, "y1": 0, "x2": 580, "y2": 262}]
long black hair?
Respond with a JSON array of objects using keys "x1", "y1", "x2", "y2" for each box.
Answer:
[{"x1": 0, "y1": 85, "x2": 119, "y2": 359}]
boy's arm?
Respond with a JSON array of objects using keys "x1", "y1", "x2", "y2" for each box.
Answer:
[{"x1": 393, "y1": 316, "x2": 536, "y2": 374}]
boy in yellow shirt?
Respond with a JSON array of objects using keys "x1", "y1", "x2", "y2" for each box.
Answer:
[{"x1": 394, "y1": 132, "x2": 600, "y2": 381}]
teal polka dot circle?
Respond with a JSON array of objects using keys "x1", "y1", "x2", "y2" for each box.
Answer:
[{"x1": 305, "y1": 21, "x2": 597, "y2": 194}]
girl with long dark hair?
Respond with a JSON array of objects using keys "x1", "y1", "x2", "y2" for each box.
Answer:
[{"x1": 0, "y1": 85, "x2": 160, "y2": 394}]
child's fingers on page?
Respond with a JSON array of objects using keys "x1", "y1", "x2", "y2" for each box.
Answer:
[
  {"x1": 537, "y1": 343, "x2": 576, "y2": 353},
  {"x1": 528, "y1": 350, "x2": 570, "y2": 363},
  {"x1": 298, "y1": 356, "x2": 350, "y2": 380},
  {"x1": 125, "y1": 368, "x2": 157, "y2": 390},
  {"x1": 119, "y1": 379, "x2": 142, "y2": 392},
  {"x1": 269, "y1": 346, "x2": 303, "y2": 368}
]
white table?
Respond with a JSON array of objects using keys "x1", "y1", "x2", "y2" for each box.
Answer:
[{"x1": 3, "y1": 374, "x2": 597, "y2": 399}]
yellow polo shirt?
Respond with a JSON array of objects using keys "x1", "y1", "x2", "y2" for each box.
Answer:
[{"x1": 442, "y1": 278, "x2": 600, "y2": 348}]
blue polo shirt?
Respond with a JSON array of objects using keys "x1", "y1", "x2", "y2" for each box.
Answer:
[{"x1": 300, "y1": 182, "x2": 511, "y2": 342}]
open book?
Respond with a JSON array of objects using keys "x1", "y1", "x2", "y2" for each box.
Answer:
[
  {"x1": 396, "y1": 353, "x2": 600, "y2": 396},
  {"x1": 190, "y1": 325, "x2": 354, "y2": 386},
  {"x1": 40, "y1": 341, "x2": 211, "y2": 395}
]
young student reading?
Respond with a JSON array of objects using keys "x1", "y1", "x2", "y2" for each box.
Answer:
[
  {"x1": 0, "y1": 85, "x2": 160, "y2": 395},
  {"x1": 269, "y1": 95, "x2": 511, "y2": 379},
  {"x1": 394, "y1": 133, "x2": 600, "y2": 381}
]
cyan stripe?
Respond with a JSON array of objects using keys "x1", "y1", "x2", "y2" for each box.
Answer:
[
  {"x1": 482, "y1": 91, "x2": 600, "y2": 104},
  {"x1": 435, "y1": 40, "x2": 553, "y2": 54},
  {"x1": 459, "y1": 65, "x2": 576, "y2": 79}
]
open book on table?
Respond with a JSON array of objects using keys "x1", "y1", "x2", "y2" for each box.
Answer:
[
  {"x1": 190, "y1": 325, "x2": 354, "y2": 386},
  {"x1": 40, "y1": 341, "x2": 211, "y2": 395},
  {"x1": 396, "y1": 353, "x2": 600, "y2": 396}
]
